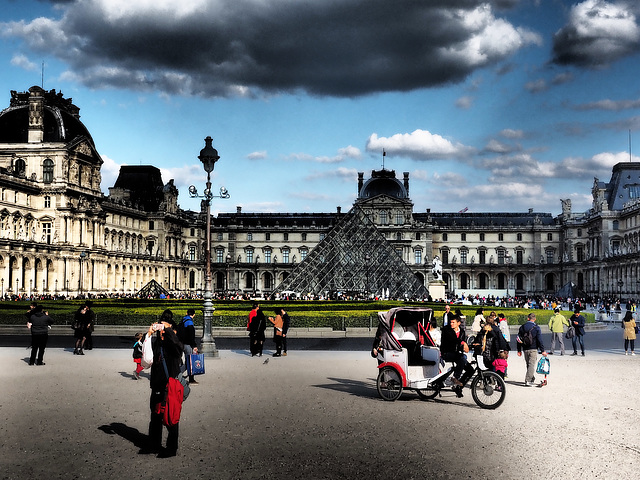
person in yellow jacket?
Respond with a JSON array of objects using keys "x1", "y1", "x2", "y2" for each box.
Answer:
[{"x1": 548, "y1": 307, "x2": 570, "y2": 355}]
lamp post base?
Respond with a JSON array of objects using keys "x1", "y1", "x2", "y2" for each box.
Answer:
[{"x1": 199, "y1": 338, "x2": 220, "y2": 358}]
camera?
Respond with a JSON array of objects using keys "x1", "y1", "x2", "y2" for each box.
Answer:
[{"x1": 152, "y1": 323, "x2": 164, "y2": 331}]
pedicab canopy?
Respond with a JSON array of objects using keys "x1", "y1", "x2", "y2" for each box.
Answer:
[{"x1": 377, "y1": 307, "x2": 435, "y2": 352}]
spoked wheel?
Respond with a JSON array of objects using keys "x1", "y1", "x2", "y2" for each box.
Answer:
[
  {"x1": 470, "y1": 371, "x2": 506, "y2": 409},
  {"x1": 416, "y1": 384, "x2": 439, "y2": 400},
  {"x1": 376, "y1": 366, "x2": 403, "y2": 401}
]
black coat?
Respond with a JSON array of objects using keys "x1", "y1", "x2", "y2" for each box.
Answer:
[
  {"x1": 149, "y1": 328, "x2": 183, "y2": 392},
  {"x1": 440, "y1": 325, "x2": 468, "y2": 355}
]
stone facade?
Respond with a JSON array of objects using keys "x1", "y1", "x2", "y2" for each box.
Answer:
[{"x1": 1, "y1": 86, "x2": 638, "y2": 299}]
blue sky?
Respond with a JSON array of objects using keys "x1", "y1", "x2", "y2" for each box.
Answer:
[{"x1": 1, "y1": 0, "x2": 640, "y2": 217}]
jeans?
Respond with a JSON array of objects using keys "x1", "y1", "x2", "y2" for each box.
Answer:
[
  {"x1": 29, "y1": 334, "x2": 48, "y2": 365},
  {"x1": 625, "y1": 339, "x2": 635, "y2": 352},
  {"x1": 442, "y1": 352, "x2": 474, "y2": 383},
  {"x1": 572, "y1": 334, "x2": 584, "y2": 354},
  {"x1": 523, "y1": 349, "x2": 537, "y2": 383}
]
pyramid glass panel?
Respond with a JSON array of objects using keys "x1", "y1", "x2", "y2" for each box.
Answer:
[{"x1": 275, "y1": 206, "x2": 428, "y2": 298}]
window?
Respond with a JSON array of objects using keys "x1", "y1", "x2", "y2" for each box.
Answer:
[
  {"x1": 479, "y1": 250, "x2": 486, "y2": 264},
  {"x1": 517, "y1": 233, "x2": 522, "y2": 241},
  {"x1": 42, "y1": 222, "x2": 52, "y2": 244},
  {"x1": 414, "y1": 250, "x2": 422, "y2": 264},
  {"x1": 479, "y1": 233, "x2": 485, "y2": 241},
  {"x1": 547, "y1": 233, "x2": 553, "y2": 241},
  {"x1": 43, "y1": 159, "x2": 54, "y2": 183},
  {"x1": 265, "y1": 233, "x2": 271, "y2": 241},
  {"x1": 613, "y1": 220, "x2": 619, "y2": 230},
  {"x1": 416, "y1": 232, "x2": 421, "y2": 241},
  {"x1": 247, "y1": 233, "x2": 253, "y2": 241},
  {"x1": 498, "y1": 233, "x2": 504, "y2": 241},
  {"x1": 246, "y1": 249, "x2": 253, "y2": 263},
  {"x1": 149, "y1": 221, "x2": 155, "y2": 230},
  {"x1": 395, "y1": 212, "x2": 403, "y2": 225},
  {"x1": 217, "y1": 232, "x2": 223, "y2": 241},
  {"x1": 189, "y1": 245, "x2": 196, "y2": 261},
  {"x1": 216, "y1": 249, "x2": 224, "y2": 263},
  {"x1": 576, "y1": 245, "x2": 584, "y2": 262},
  {"x1": 26, "y1": 195, "x2": 31, "y2": 206},
  {"x1": 577, "y1": 228, "x2": 582, "y2": 237},
  {"x1": 517, "y1": 250, "x2": 523, "y2": 264},
  {"x1": 283, "y1": 233, "x2": 288, "y2": 241},
  {"x1": 441, "y1": 250, "x2": 449, "y2": 264},
  {"x1": 282, "y1": 249, "x2": 290, "y2": 263},
  {"x1": 301, "y1": 250, "x2": 308, "y2": 261},
  {"x1": 498, "y1": 249, "x2": 505, "y2": 265},
  {"x1": 320, "y1": 233, "x2": 325, "y2": 241},
  {"x1": 190, "y1": 228, "x2": 195, "y2": 236},
  {"x1": 443, "y1": 233, "x2": 448, "y2": 241},
  {"x1": 301, "y1": 233, "x2": 307, "y2": 241},
  {"x1": 1, "y1": 188, "x2": 4, "y2": 201},
  {"x1": 379, "y1": 211, "x2": 388, "y2": 225},
  {"x1": 460, "y1": 249, "x2": 468, "y2": 264},
  {"x1": 629, "y1": 184, "x2": 640, "y2": 198},
  {"x1": 461, "y1": 233, "x2": 466, "y2": 241},
  {"x1": 15, "y1": 158, "x2": 26, "y2": 176},
  {"x1": 44, "y1": 195, "x2": 51, "y2": 208},
  {"x1": 147, "y1": 240, "x2": 154, "y2": 254},
  {"x1": 14, "y1": 192, "x2": 18, "y2": 203},
  {"x1": 396, "y1": 232, "x2": 402, "y2": 240},
  {"x1": 265, "y1": 250, "x2": 271, "y2": 264},
  {"x1": 546, "y1": 250, "x2": 554, "y2": 264}
]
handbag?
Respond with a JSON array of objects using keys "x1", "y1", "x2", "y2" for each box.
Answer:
[
  {"x1": 186, "y1": 353, "x2": 205, "y2": 376},
  {"x1": 565, "y1": 325, "x2": 575, "y2": 339},
  {"x1": 141, "y1": 334, "x2": 154, "y2": 368},
  {"x1": 635, "y1": 325, "x2": 639, "y2": 334},
  {"x1": 536, "y1": 357, "x2": 550, "y2": 375}
]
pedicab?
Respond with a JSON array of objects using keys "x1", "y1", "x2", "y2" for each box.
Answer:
[{"x1": 374, "y1": 306, "x2": 506, "y2": 409}]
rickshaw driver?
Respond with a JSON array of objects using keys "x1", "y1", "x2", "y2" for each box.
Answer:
[{"x1": 440, "y1": 317, "x2": 475, "y2": 398}]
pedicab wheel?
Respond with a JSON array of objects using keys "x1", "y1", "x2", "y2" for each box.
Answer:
[
  {"x1": 416, "y1": 385, "x2": 439, "y2": 400},
  {"x1": 376, "y1": 366, "x2": 403, "y2": 401},
  {"x1": 470, "y1": 371, "x2": 506, "y2": 409}
]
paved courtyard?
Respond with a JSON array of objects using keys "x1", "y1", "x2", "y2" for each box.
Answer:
[{"x1": 1, "y1": 345, "x2": 639, "y2": 479}]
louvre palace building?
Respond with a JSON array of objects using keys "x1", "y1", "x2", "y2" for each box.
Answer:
[{"x1": 0, "y1": 85, "x2": 637, "y2": 300}]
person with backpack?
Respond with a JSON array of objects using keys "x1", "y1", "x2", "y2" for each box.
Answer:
[
  {"x1": 177, "y1": 309, "x2": 199, "y2": 385},
  {"x1": 516, "y1": 312, "x2": 547, "y2": 386}
]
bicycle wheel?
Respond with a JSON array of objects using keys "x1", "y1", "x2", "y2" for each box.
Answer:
[
  {"x1": 416, "y1": 384, "x2": 439, "y2": 400},
  {"x1": 470, "y1": 371, "x2": 506, "y2": 409},
  {"x1": 376, "y1": 366, "x2": 403, "y2": 401}
]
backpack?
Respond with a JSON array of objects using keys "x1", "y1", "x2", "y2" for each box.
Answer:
[{"x1": 518, "y1": 324, "x2": 536, "y2": 348}]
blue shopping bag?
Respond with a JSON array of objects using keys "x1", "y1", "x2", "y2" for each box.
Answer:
[
  {"x1": 187, "y1": 353, "x2": 205, "y2": 375},
  {"x1": 536, "y1": 357, "x2": 550, "y2": 375}
]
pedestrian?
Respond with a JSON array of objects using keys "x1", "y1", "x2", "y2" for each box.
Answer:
[
  {"x1": 249, "y1": 305, "x2": 267, "y2": 357},
  {"x1": 548, "y1": 307, "x2": 570, "y2": 355},
  {"x1": 471, "y1": 308, "x2": 485, "y2": 334},
  {"x1": 72, "y1": 303, "x2": 92, "y2": 355},
  {"x1": 177, "y1": 309, "x2": 199, "y2": 385},
  {"x1": 281, "y1": 308, "x2": 291, "y2": 356},
  {"x1": 82, "y1": 302, "x2": 96, "y2": 350},
  {"x1": 442, "y1": 304, "x2": 452, "y2": 327},
  {"x1": 26, "y1": 305, "x2": 53, "y2": 365},
  {"x1": 146, "y1": 311, "x2": 183, "y2": 457},
  {"x1": 132, "y1": 332, "x2": 144, "y2": 379},
  {"x1": 268, "y1": 309, "x2": 284, "y2": 357},
  {"x1": 570, "y1": 308, "x2": 586, "y2": 356},
  {"x1": 247, "y1": 303, "x2": 261, "y2": 356},
  {"x1": 492, "y1": 350, "x2": 508, "y2": 379},
  {"x1": 622, "y1": 311, "x2": 636, "y2": 355},
  {"x1": 516, "y1": 312, "x2": 548, "y2": 386}
]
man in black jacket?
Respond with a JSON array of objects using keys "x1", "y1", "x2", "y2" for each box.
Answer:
[
  {"x1": 26, "y1": 305, "x2": 53, "y2": 365},
  {"x1": 440, "y1": 317, "x2": 474, "y2": 397},
  {"x1": 178, "y1": 309, "x2": 199, "y2": 384}
]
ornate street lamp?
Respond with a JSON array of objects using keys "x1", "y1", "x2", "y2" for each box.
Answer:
[{"x1": 189, "y1": 136, "x2": 230, "y2": 357}]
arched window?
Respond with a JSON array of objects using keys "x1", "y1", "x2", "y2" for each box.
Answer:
[
  {"x1": 14, "y1": 158, "x2": 26, "y2": 176},
  {"x1": 43, "y1": 159, "x2": 54, "y2": 184}
]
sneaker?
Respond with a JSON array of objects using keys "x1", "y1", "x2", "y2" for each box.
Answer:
[
  {"x1": 548, "y1": 352, "x2": 554, "y2": 355},
  {"x1": 452, "y1": 377, "x2": 463, "y2": 387},
  {"x1": 134, "y1": 371, "x2": 140, "y2": 379},
  {"x1": 632, "y1": 352, "x2": 636, "y2": 356},
  {"x1": 189, "y1": 379, "x2": 199, "y2": 385},
  {"x1": 282, "y1": 352, "x2": 287, "y2": 356},
  {"x1": 272, "y1": 353, "x2": 281, "y2": 357},
  {"x1": 571, "y1": 352, "x2": 578, "y2": 356},
  {"x1": 625, "y1": 351, "x2": 629, "y2": 355},
  {"x1": 581, "y1": 352, "x2": 585, "y2": 356},
  {"x1": 453, "y1": 386, "x2": 464, "y2": 398},
  {"x1": 525, "y1": 381, "x2": 535, "y2": 387}
]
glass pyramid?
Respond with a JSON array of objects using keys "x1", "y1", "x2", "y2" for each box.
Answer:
[{"x1": 275, "y1": 206, "x2": 428, "y2": 299}]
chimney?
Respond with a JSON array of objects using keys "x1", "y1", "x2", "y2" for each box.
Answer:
[
  {"x1": 28, "y1": 86, "x2": 45, "y2": 143},
  {"x1": 236, "y1": 206, "x2": 242, "y2": 214},
  {"x1": 357, "y1": 172, "x2": 364, "y2": 196},
  {"x1": 403, "y1": 172, "x2": 409, "y2": 196},
  {"x1": 337, "y1": 206, "x2": 341, "y2": 214}
]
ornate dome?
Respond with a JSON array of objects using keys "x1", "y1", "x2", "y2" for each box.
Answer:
[
  {"x1": 0, "y1": 86, "x2": 94, "y2": 145},
  {"x1": 359, "y1": 169, "x2": 408, "y2": 199}
]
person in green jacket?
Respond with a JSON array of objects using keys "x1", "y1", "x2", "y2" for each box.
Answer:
[{"x1": 548, "y1": 307, "x2": 570, "y2": 355}]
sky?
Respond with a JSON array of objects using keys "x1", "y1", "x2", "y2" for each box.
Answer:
[{"x1": 1, "y1": 0, "x2": 640, "y2": 217}]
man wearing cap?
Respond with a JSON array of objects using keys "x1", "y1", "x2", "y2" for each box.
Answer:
[{"x1": 548, "y1": 307, "x2": 570, "y2": 355}]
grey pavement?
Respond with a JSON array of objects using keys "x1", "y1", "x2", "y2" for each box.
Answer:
[{"x1": 2, "y1": 339, "x2": 640, "y2": 480}]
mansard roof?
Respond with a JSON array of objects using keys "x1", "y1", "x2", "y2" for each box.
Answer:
[
  {"x1": 0, "y1": 86, "x2": 93, "y2": 145},
  {"x1": 214, "y1": 211, "x2": 344, "y2": 229},
  {"x1": 604, "y1": 162, "x2": 640, "y2": 211},
  {"x1": 417, "y1": 211, "x2": 557, "y2": 227},
  {"x1": 109, "y1": 165, "x2": 166, "y2": 212}
]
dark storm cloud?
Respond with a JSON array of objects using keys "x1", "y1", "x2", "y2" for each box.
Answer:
[
  {"x1": 552, "y1": 0, "x2": 640, "y2": 68},
  {"x1": 1, "y1": 0, "x2": 540, "y2": 98}
]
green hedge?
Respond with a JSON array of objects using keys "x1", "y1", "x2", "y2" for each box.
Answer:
[{"x1": 1, "y1": 299, "x2": 594, "y2": 328}]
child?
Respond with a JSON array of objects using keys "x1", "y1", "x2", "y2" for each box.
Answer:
[
  {"x1": 132, "y1": 332, "x2": 144, "y2": 379},
  {"x1": 492, "y1": 350, "x2": 508, "y2": 379}
]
